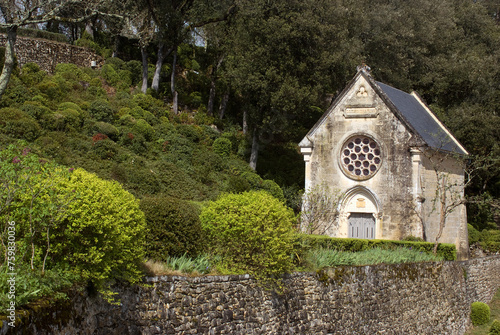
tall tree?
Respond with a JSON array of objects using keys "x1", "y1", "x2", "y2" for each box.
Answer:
[{"x1": 223, "y1": 0, "x2": 361, "y2": 170}]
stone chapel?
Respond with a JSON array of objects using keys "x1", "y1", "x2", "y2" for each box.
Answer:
[{"x1": 299, "y1": 66, "x2": 469, "y2": 259}]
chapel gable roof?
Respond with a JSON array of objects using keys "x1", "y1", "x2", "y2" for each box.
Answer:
[{"x1": 299, "y1": 68, "x2": 468, "y2": 155}]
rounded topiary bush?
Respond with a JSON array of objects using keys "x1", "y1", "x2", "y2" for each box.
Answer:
[
  {"x1": 89, "y1": 99, "x2": 113, "y2": 122},
  {"x1": 140, "y1": 196, "x2": 203, "y2": 261},
  {"x1": 200, "y1": 191, "x2": 296, "y2": 278},
  {"x1": 212, "y1": 137, "x2": 232, "y2": 158},
  {"x1": 471, "y1": 301, "x2": 490, "y2": 326},
  {"x1": 490, "y1": 319, "x2": 500, "y2": 335},
  {"x1": 133, "y1": 119, "x2": 155, "y2": 141},
  {"x1": 261, "y1": 179, "x2": 285, "y2": 202}
]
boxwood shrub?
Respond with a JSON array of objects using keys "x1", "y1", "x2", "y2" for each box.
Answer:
[
  {"x1": 470, "y1": 301, "x2": 490, "y2": 326},
  {"x1": 140, "y1": 195, "x2": 203, "y2": 260}
]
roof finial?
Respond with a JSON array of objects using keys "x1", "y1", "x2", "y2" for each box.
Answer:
[{"x1": 357, "y1": 63, "x2": 371, "y2": 74}]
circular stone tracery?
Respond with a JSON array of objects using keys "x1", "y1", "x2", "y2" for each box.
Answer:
[{"x1": 340, "y1": 135, "x2": 381, "y2": 180}]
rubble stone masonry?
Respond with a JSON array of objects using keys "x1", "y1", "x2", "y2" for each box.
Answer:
[
  {"x1": 0, "y1": 34, "x2": 104, "y2": 74},
  {"x1": 2, "y1": 256, "x2": 499, "y2": 335}
]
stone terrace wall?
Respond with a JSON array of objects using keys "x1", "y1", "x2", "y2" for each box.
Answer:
[
  {"x1": 0, "y1": 34, "x2": 104, "y2": 74},
  {"x1": 2, "y1": 256, "x2": 500, "y2": 335}
]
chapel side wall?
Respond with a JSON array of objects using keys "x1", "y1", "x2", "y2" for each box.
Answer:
[
  {"x1": 6, "y1": 256, "x2": 500, "y2": 335},
  {"x1": 307, "y1": 76, "x2": 417, "y2": 240},
  {"x1": 421, "y1": 152, "x2": 468, "y2": 259}
]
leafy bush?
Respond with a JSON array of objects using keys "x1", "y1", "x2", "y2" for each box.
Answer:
[
  {"x1": 468, "y1": 224, "x2": 481, "y2": 244},
  {"x1": 200, "y1": 191, "x2": 296, "y2": 279},
  {"x1": 93, "y1": 121, "x2": 119, "y2": 140},
  {"x1": 140, "y1": 196, "x2": 203, "y2": 260},
  {"x1": 21, "y1": 101, "x2": 51, "y2": 120},
  {"x1": 261, "y1": 179, "x2": 285, "y2": 202},
  {"x1": 89, "y1": 99, "x2": 114, "y2": 122},
  {"x1": 225, "y1": 175, "x2": 251, "y2": 193},
  {"x1": 20, "y1": 62, "x2": 46, "y2": 86},
  {"x1": 44, "y1": 109, "x2": 82, "y2": 132},
  {"x1": 92, "y1": 138, "x2": 118, "y2": 159},
  {"x1": 471, "y1": 301, "x2": 491, "y2": 326},
  {"x1": 177, "y1": 124, "x2": 201, "y2": 142},
  {"x1": 490, "y1": 319, "x2": 500, "y2": 335},
  {"x1": 241, "y1": 171, "x2": 264, "y2": 188},
  {"x1": 54, "y1": 63, "x2": 90, "y2": 83},
  {"x1": 212, "y1": 137, "x2": 232, "y2": 158},
  {"x1": 0, "y1": 107, "x2": 42, "y2": 141},
  {"x1": 53, "y1": 168, "x2": 146, "y2": 288},
  {"x1": 133, "y1": 119, "x2": 155, "y2": 141},
  {"x1": 294, "y1": 234, "x2": 457, "y2": 261}
]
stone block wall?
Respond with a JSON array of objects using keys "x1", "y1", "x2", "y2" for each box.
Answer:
[
  {"x1": 2, "y1": 256, "x2": 499, "y2": 335},
  {"x1": 0, "y1": 35, "x2": 104, "y2": 74}
]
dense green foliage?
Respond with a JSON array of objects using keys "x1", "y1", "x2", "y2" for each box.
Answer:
[
  {"x1": 0, "y1": 143, "x2": 146, "y2": 306},
  {"x1": 140, "y1": 196, "x2": 203, "y2": 260},
  {"x1": 200, "y1": 191, "x2": 296, "y2": 279},
  {"x1": 490, "y1": 320, "x2": 500, "y2": 335},
  {"x1": 471, "y1": 302, "x2": 491, "y2": 326},
  {"x1": 54, "y1": 168, "x2": 146, "y2": 288},
  {"x1": 295, "y1": 234, "x2": 457, "y2": 261},
  {"x1": 469, "y1": 224, "x2": 500, "y2": 253}
]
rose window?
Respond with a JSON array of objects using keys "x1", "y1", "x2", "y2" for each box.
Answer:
[{"x1": 340, "y1": 135, "x2": 381, "y2": 180}]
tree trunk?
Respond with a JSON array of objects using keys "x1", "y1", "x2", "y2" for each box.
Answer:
[
  {"x1": 207, "y1": 55, "x2": 224, "y2": 116},
  {"x1": 207, "y1": 79, "x2": 216, "y2": 115},
  {"x1": 85, "y1": 21, "x2": 94, "y2": 39},
  {"x1": 141, "y1": 46, "x2": 149, "y2": 93},
  {"x1": 0, "y1": 26, "x2": 17, "y2": 100},
  {"x1": 152, "y1": 43, "x2": 174, "y2": 92},
  {"x1": 249, "y1": 129, "x2": 259, "y2": 170},
  {"x1": 242, "y1": 109, "x2": 248, "y2": 134},
  {"x1": 151, "y1": 42, "x2": 165, "y2": 92},
  {"x1": 171, "y1": 49, "x2": 178, "y2": 114},
  {"x1": 218, "y1": 91, "x2": 229, "y2": 120}
]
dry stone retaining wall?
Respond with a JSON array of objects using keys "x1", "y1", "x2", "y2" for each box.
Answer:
[
  {"x1": 0, "y1": 34, "x2": 104, "y2": 73},
  {"x1": 2, "y1": 255, "x2": 500, "y2": 335}
]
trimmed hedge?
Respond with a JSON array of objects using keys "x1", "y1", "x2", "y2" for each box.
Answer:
[
  {"x1": 294, "y1": 233, "x2": 457, "y2": 261},
  {"x1": 0, "y1": 27, "x2": 68, "y2": 43},
  {"x1": 471, "y1": 301, "x2": 490, "y2": 326},
  {"x1": 140, "y1": 196, "x2": 203, "y2": 260}
]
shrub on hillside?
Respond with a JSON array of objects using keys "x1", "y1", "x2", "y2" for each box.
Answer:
[
  {"x1": 261, "y1": 179, "x2": 285, "y2": 202},
  {"x1": 140, "y1": 196, "x2": 203, "y2": 260},
  {"x1": 133, "y1": 119, "x2": 155, "y2": 141},
  {"x1": 89, "y1": 99, "x2": 114, "y2": 122},
  {"x1": 44, "y1": 109, "x2": 82, "y2": 132},
  {"x1": 468, "y1": 224, "x2": 481, "y2": 245},
  {"x1": 93, "y1": 121, "x2": 119, "y2": 141},
  {"x1": 490, "y1": 319, "x2": 500, "y2": 335},
  {"x1": 20, "y1": 62, "x2": 46, "y2": 86},
  {"x1": 0, "y1": 107, "x2": 41, "y2": 141},
  {"x1": 21, "y1": 101, "x2": 51, "y2": 120},
  {"x1": 212, "y1": 137, "x2": 232, "y2": 158},
  {"x1": 200, "y1": 191, "x2": 296, "y2": 279},
  {"x1": 471, "y1": 301, "x2": 490, "y2": 326}
]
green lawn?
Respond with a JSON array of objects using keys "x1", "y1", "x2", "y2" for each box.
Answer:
[{"x1": 466, "y1": 287, "x2": 500, "y2": 335}]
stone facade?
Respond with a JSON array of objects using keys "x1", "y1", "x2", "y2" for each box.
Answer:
[
  {"x1": 3, "y1": 256, "x2": 500, "y2": 335},
  {"x1": 299, "y1": 67, "x2": 469, "y2": 259},
  {"x1": 0, "y1": 34, "x2": 104, "y2": 74}
]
